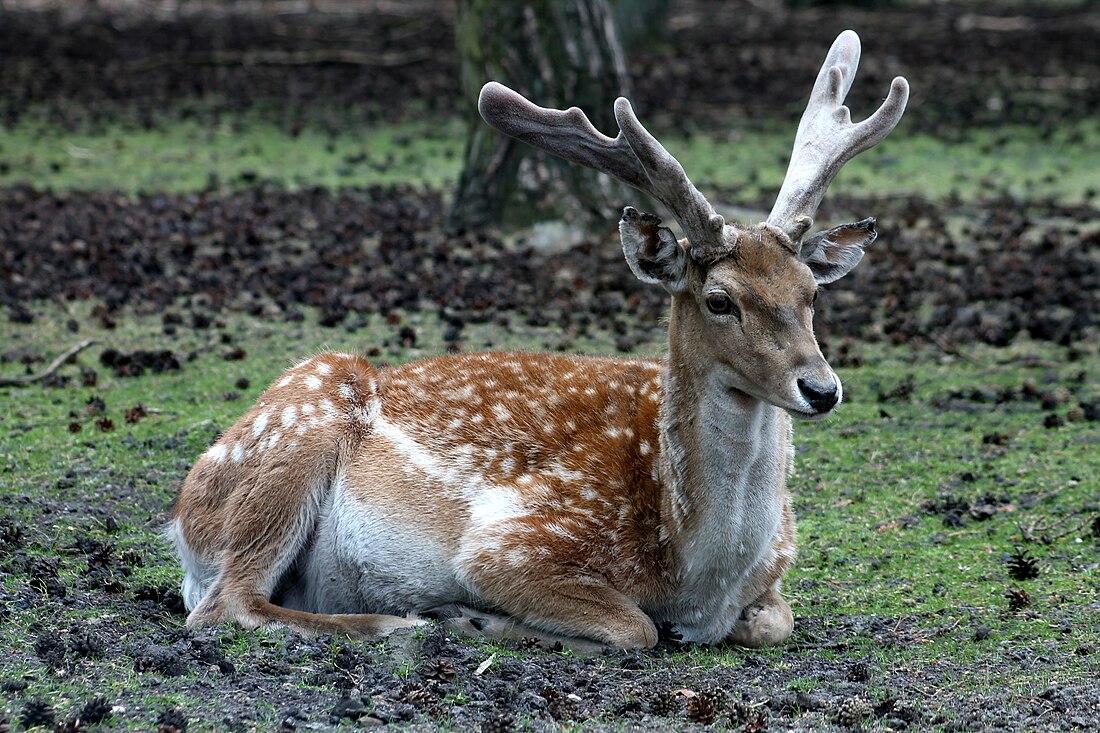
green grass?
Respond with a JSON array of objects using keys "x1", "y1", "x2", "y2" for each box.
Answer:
[
  {"x1": 4, "y1": 105, "x2": 1100, "y2": 204},
  {"x1": 0, "y1": 107, "x2": 465, "y2": 194}
]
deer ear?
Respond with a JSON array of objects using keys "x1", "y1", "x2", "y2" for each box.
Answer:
[
  {"x1": 620, "y1": 207, "x2": 689, "y2": 293},
  {"x1": 798, "y1": 217, "x2": 877, "y2": 284}
]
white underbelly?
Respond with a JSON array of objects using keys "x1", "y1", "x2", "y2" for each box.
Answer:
[{"x1": 281, "y1": 476, "x2": 466, "y2": 614}]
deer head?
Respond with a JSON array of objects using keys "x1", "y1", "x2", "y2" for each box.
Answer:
[{"x1": 478, "y1": 30, "x2": 908, "y2": 418}]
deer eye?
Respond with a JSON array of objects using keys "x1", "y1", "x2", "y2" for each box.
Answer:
[{"x1": 705, "y1": 292, "x2": 740, "y2": 319}]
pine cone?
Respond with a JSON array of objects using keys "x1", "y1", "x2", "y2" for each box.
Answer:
[
  {"x1": 480, "y1": 709, "x2": 514, "y2": 733},
  {"x1": 649, "y1": 689, "x2": 680, "y2": 717},
  {"x1": 833, "y1": 696, "x2": 872, "y2": 726},
  {"x1": 77, "y1": 697, "x2": 111, "y2": 726},
  {"x1": 34, "y1": 632, "x2": 67, "y2": 669},
  {"x1": 20, "y1": 699, "x2": 55, "y2": 730},
  {"x1": 1006, "y1": 587, "x2": 1032, "y2": 612},
  {"x1": 1007, "y1": 549, "x2": 1040, "y2": 580},
  {"x1": 422, "y1": 657, "x2": 456, "y2": 682},
  {"x1": 728, "y1": 699, "x2": 753, "y2": 725},
  {"x1": 156, "y1": 707, "x2": 187, "y2": 733},
  {"x1": 401, "y1": 682, "x2": 434, "y2": 707},
  {"x1": 69, "y1": 631, "x2": 106, "y2": 659},
  {"x1": 686, "y1": 693, "x2": 716, "y2": 724},
  {"x1": 540, "y1": 688, "x2": 579, "y2": 722}
]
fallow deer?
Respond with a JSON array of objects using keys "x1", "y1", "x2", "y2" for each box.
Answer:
[{"x1": 169, "y1": 31, "x2": 908, "y2": 650}]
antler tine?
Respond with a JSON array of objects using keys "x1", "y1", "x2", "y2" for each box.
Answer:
[
  {"x1": 478, "y1": 81, "x2": 725, "y2": 247},
  {"x1": 766, "y1": 30, "x2": 910, "y2": 241},
  {"x1": 613, "y1": 97, "x2": 726, "y2": 248}
]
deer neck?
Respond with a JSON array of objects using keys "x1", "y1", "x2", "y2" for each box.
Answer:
[{"x1": 658, "y1": 301, "x2": 792, "y2": 575}]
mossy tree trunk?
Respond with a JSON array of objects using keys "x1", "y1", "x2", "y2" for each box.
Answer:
[{"x1": 449, "y1": 0, "x2": 634, "y2": 232}]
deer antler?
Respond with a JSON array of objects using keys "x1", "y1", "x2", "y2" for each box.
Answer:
[
  {"x1": 478, "y1": 81, "x2": 726, "y2": 248},
  {"x1": 766, "y1": 30, "x2": 910, "y2": 242}
]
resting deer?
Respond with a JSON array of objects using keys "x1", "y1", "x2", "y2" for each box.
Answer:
[{"x1": 170, "y1": 31, "x2": 908, "y2": 649}]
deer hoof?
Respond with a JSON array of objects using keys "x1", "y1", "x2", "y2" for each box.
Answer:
[{"x1": 728, "y1": 600, "x2": 794, "y2": 648}]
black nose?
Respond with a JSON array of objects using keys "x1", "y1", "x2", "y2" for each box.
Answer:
[{"x1": 798, "y1": 378, "x2": 839, "y2": 413}]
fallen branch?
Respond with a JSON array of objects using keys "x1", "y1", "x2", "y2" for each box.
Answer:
[{"x1": 0, "y1": 339, "x2": 99, "y2": 387}]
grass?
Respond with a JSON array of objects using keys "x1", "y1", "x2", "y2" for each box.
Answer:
[
  {"x1": 0, "y1": 106, "x2": 466, "y2": 194},
  {"x1": 4, "y1": 104, "x2": 1100, "y2": 204}
]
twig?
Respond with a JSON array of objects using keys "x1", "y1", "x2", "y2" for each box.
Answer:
[
  {"x1": 1016, "y1": 512, "x2": 1097, "y2": 545},
  {"x1": 0, "y1": 339, "x2": 99, "y2": 387}
]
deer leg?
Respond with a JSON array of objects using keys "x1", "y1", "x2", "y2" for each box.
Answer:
[
  {"x1": 725, "y1": 497, "x2": 796, "y2": 648},
  {"x1": 187, "y1": 553, "x2": 425, "y2": 641},
  {"x1": 725, "y1": 585, "x2": 793, "y2": 648},
  {"x1": 462, "y1": 563, "x2": 658, "y2": 650}
]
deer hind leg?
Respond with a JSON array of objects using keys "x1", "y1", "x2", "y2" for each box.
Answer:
[
  {"x1": 459, "y1": 537, "x2": 657, "y2": 650},
  {"x1": 425, "y1": 604, "x2": 607, "y2": 654},
  {"x1": 172, "y1": 352, "x2": 423, "y2": 641}
]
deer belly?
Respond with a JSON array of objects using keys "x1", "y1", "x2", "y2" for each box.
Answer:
[{"x1": 282, "y1": 476, "x2": 463, "y2": 615}]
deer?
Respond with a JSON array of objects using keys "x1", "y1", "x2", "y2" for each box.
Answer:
[{"x1": 169, "y1": 30, "x2": 908, "y2": 650}]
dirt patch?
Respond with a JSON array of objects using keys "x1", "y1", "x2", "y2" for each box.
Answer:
[{"x1": 3, "y1": 186, "x2": 1099, "y2": 355}]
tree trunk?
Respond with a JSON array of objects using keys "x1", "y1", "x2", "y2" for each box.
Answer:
[{"x1": 449, "y1": 0, "x2": 634, "y2": 232}]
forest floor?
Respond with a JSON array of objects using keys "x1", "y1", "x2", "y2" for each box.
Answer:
[{"x1": 1, "y1": 1, "x2": 1099, "y2": 731}]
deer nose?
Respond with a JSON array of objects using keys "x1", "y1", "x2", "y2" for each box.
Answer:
[{"x1": 797, "y1": 377, "x2": 839, "y2": 413}]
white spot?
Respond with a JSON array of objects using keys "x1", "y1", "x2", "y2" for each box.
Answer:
[
  {"x1": 286, "y1": 442, "x2": 298, "y2": 452},
  {"x1": 505, "y1": 549, "x2": 530, "y2": 566},
  {"x1": 491, "y1": 403, "x2": 512, "y2": 422},
  {"x1": 516, "y1": 474, "x2": 534, "y2": 485},
  {"x1": 277, "y1": 374, "x2": 295, "y2": 388},
  {"x1": 320, "y1": 399, "x2": 339, "y2": 423},
  {"x1": 338, "y1": 383, "x2": 355, "y2": 401},
  {"x1": 295, "y1": 424, "x2": 307, "y2": 436},
  {"x1": 252, "y1": 411, "x2": 270, "y2": 438},
  {"x1": 204, "y1": 444, "x2": 228, "y2": 463},
  {"x1": 281, "y1": 405, "x2": 298, "y2": 429},
  {"x1": 316, "y1": 362, "x2": 333, "y2": 375},
  {"x1": 639, "y1": 440, "x2": 652, "y2": 456},
  {"x1": 231, "y1": 443, "x2": 245, "y2": 463},
  {"x1": 302, "y1": 403, "x2": 316, "y2": 415},
  {"x1": 266, "y1": 431, "x2": 282, "y2": 450},
  {"x1": 565, "y1": 419, "x2": 576, "y2": 432},
  {"x1": 500, "y1": 456, "x2": 516, "y2": 475},
  {"x1": 304, "y1": 375, "x2": 322, "y2": 390},
  {"x1": 584, "y1": 387, "x2": 596, "y2": 397},
  {"x1": 352, "y1": 398, "x2": 381, "y2": 427}
]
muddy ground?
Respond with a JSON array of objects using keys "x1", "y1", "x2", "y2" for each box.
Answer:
[{"x1": 1, "y1": 0, "x2": 1100, "y2": 731}]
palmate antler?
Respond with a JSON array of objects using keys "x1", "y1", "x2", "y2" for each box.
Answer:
[
  {"x1": 766, "y1": 31, "x2": 910, "y2": 241},
  {"x1": 478, "y1": 81, "x2": 727, "y2": 250}
]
